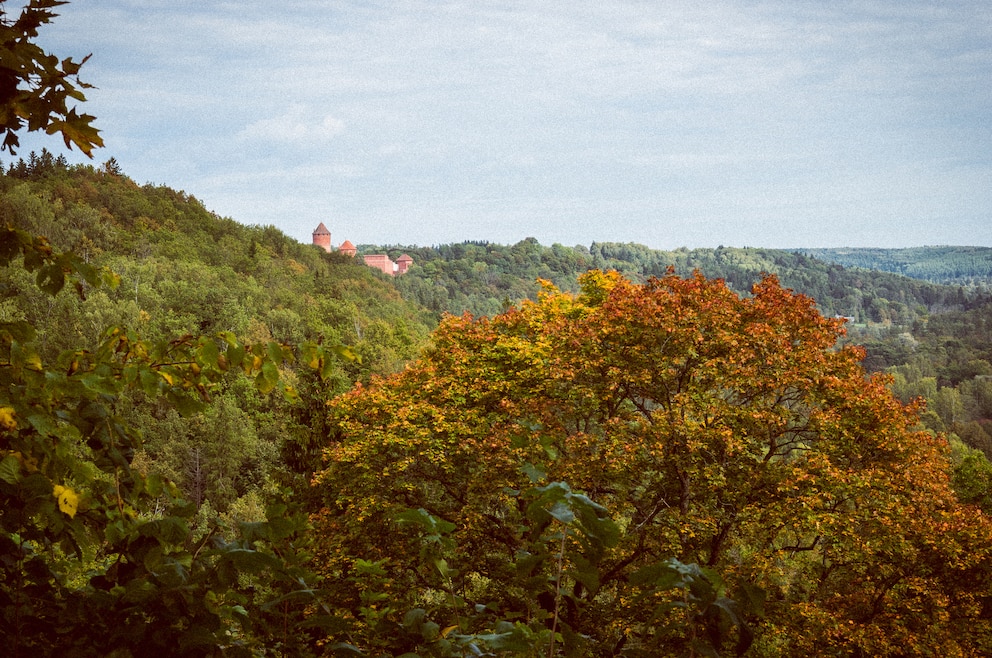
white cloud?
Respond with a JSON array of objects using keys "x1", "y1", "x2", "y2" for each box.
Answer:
[{"x1": 238, "y1": 106, "x2": 345, "y2": 144}]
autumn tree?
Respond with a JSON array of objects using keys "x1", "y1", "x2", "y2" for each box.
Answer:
[{"x1": 313, "y1": 270, "x2": 992, "y2": 656}]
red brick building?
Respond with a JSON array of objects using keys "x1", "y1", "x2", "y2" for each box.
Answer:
[
  {"x1": 312, "y1": 225, "x2": 411, "y2": 276},
  {"x1": 312, "y1": 222, "x2": 332, "y2": 252}
]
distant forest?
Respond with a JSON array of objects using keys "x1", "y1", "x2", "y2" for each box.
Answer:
[
  {"x1": 379, "y1": 239, "x2": 991, "y2": 323},
  {"x1": 803, "y1": 246, "x2": 992, "y2": 286}
]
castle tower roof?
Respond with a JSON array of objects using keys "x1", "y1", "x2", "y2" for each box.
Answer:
[
  {"x1": 395, "y1": 253, "x2": 413, "y2": 274},
  {"x1": 312, "y1": 223, "x2": 332, "y2": 252}
]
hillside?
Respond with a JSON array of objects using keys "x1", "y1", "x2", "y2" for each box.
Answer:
[
  {"x1": 5, "y1": 153, "x2": 989, "y2": 409},
  {"x1": 802, "y1": 246, "x2": 992, "y2": 286},
  {"x1": 1, "y1": 153, "x2": 433, "y2": 381},
  {"x1": 1, "y1": 154, "x2": 436, "y2": 507}
]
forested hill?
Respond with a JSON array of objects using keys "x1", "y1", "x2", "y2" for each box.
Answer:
[
  {"x1": 1, "y1": 153, "x2": 433, "y2": 384},
  {"x1": 802, "y1": 246, "x2": 992, "y2": 286},
  {"x1": 379, "y1": 239, "x2": 989, "y2": 325}
]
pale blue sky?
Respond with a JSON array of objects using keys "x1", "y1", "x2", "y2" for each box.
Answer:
[{"x1": 10, "y1": 0, "x2": 992, "y2": 249}]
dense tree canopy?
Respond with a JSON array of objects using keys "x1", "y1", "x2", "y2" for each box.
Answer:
[{"x1": 314, "y1": 270, "x2": 992, "y2": 656}]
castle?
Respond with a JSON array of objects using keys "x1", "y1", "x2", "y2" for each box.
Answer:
[{"x1": 312, "y1": 223, "x2": 412, "y2": 276}]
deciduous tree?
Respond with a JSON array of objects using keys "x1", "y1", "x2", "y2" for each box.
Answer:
[{"x1": 314, "y1": 270, "x2": 992, "y2": 656}]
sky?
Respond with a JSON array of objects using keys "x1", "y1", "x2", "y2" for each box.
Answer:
[{"x1": 10, "y1": 0, "x2": 992, "y2": 249}]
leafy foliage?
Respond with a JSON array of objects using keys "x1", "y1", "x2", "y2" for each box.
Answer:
[
  {"x1": 0, "y1": 155, "x2": 435, "y2": 494},
  {"x1": 0, "y1": 0, "x2": 102, "y2": 155},
  {"x1": 0, "y1": 230, "x2": 357, "y2": 655},
  {"x1": 314, "y1": 270, "x2": 992, "y2": 655},
  {"x1": 5, "y1": 10, "x2": 992, "y2": 651}
]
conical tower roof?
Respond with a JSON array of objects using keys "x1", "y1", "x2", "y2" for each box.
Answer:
[{"x1": 313, "y1": 222, "x2": 330, "y2": 235}]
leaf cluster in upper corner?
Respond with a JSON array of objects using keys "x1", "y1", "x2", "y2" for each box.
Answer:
[{"x1": 0, "y1": 0, "x2": 102, "y2": 156}]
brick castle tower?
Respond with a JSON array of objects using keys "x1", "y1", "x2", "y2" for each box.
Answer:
[{"x1": 312, "y1": 222, "x2": 331, "y2": 252}]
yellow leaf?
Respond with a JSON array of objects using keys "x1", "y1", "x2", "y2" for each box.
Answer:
[
  {"x1": 0, "y1": 407, "x2": 17, "y2": 431},
  {"x1": 53, "y1": 484, "x2": 80, "y2": 518}
]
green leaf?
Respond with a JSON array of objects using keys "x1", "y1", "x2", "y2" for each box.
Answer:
[
  {"x1": 475, "y1": 625, "x2": 537, "y2": 652},
  {"x1": 220, "y1": 547, "x2": 282, "y2": 573},
  {"x1": 521, "y1": 462, "x2": 546, "y2": 484},
  {"x1": 138, "y1": 517, "x2": 190, "y2": 544},
  {"x1": 402, "y1": 607, "x2": 427, "y2": 628},
  {"x1": 330, "y1": 642, "x2": 365, "y2": 656},
  {"x1": 1, "y1": 321, "x2": 37, "y2": 342},
  {"x1": 267, "y1": 341, "x2": 284, "y2": 364},
  {"x1": 139, "y1": 368, "x2": 161, "y2": 396},
  {"x1": 36, "y1": 263, "x2": 66, "y2": 295},
  {"x1": 197, "y1": 338, "x2": 220, "y2": 370},
  {"x1": 226, "y1": 343, "x2": 246, "y2": 369},
  {"x1": 329, "y1": 343, "x2": 359, "y2": 363},
  {"x1": 168, "y1": 391, "x2": 205, "y2": 417},
  {"x1": 630, "y1": 561, "x2": 683, "y2": 590},
  {"x1": 570, "y1": 549, "x2": 605, "y2": 583},
  {"x1": 421, "y1": 621, "x2": 440, "y2": 641},
  {"x1": 395, "y1": 507, "x2": 456, "y2": 536},
  {"x1": 255, "y1": 360, "x2": 279, "y2": 394},
  {"x1": 548, "y1": 501, "x2": 575, "y2": 524},
  {"x1": 737, "y1": 582, "x2": 766, "y2": 616},
  {"x1": 0, "y1": 228, "x2": 23, "y2": 265},
  {"x1": 26, "y1": 412, "x2": 58, "y2": 437},
  {"x1": 0, "y1": 454, "x2": 22, "y2": 484},
  {"x1": 434, "y1": 558, "x2": 456, "y2": 579}
]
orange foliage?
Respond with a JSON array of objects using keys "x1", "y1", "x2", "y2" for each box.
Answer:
[{"x1": 313, "y1": 270, "x2": 992, "y2": 655}]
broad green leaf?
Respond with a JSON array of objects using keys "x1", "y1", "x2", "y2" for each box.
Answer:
[
  {"x1": 36, "y1": 263, "x2": 66, "y2": 295},
  {"x1": 197, "y1": 338, "x2": 220, "y2": 370},
  {"x1": 1, "y1": 320, "x2": 37, "y2": 342},
  {"x1": 26, "y1": 412, "x2": 58, "y2": 437},
  {"x1": 0, "y1": 454, "x2": 22, "y2": 484},
  {"x1": 226, "y1": 343, "x2": 246, "y2": 369},
  {"x1": 521, "y1": 462, "x2": 546, "y2": 484},
  {"x1": 255, "y1": 360, "x2": 279, "y2": 394},
  {"x1": 138, "y1": 516, "x2": 190, "y2": 544},
  {"x1": 168, "y1": 391, "x2": 205, "y2": 417},
  {"x1": 548, "y1": 501, "x2": 575, "y2": 524}
]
